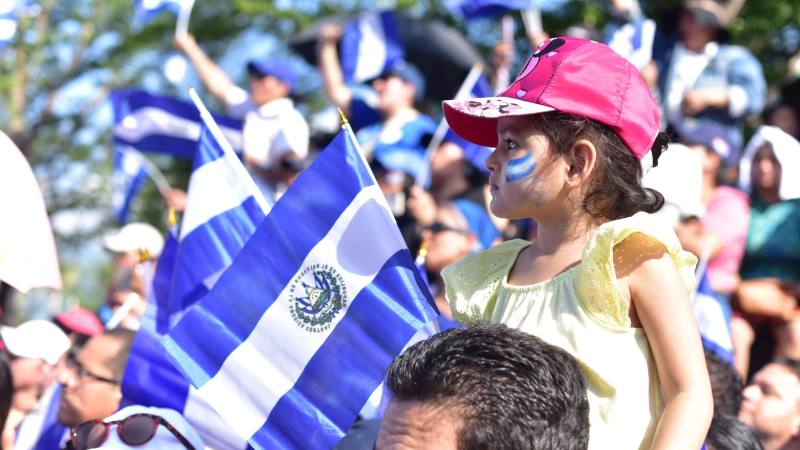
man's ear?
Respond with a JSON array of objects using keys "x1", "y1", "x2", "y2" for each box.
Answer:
[{"x1": 566, "y1": 139, "x2": 597, "y2": 183}]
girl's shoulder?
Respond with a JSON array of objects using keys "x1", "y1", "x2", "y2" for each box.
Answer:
[
  {"x1": 442, "y1": 239, "x2": 530, "y2": 324},
  {"x1": 574, "y1": 213, "x2": 698, "y2": 329}
]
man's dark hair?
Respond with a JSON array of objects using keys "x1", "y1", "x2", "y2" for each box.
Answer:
[
  {"x1": 385, "y1": 323, "x2": 590, "y2": 450},
  {"x1": 529, "y1": 111, "x2": 668, "y2": 220},
  {"x1": 102, "y1": 328, "x2": 135, "y2": 380},
  {"x1": 705, "y1": 414, "x2": 764, "y2": 450},
  {"x1": 706, "y1": 349, "x2": 743, "y2": 416}
]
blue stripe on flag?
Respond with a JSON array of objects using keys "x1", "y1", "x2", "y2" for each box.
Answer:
[
  {"x1": 111, "y1": 148, "x2": 149, "y2": 223},
  {"x1": 165, "y1": 131, "x2": 374, "y2": 385},
  {"x1": 169, "y1": 196, "x2": 265, "y2": 312},
  {"x1": 122, "y1": 330, "x2": 190, "y2": 411},
  {"x1": 253, "y1": 250, "x2": 433, "y2": 449},
  {"x1": 341, "y1": 10, "x2": 405, "y2": 83},
  {"x1": 111, "y1": 89, "x2": 243, "y2": 159}
]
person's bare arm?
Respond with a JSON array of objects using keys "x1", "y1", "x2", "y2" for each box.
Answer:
[
  {"x1": 316, "y1": 24, "x2": 352, "y2": 112},
  {"x1": 175, "y1": 34, "x2": 238, "y2": 103},
  {"x1": 617, "y1": 234, "x2": 713, "y2": 450}
]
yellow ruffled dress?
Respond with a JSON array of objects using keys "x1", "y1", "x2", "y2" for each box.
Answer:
[{"x1": 442, "y1": 212, "x2": 697, "y2": 450}]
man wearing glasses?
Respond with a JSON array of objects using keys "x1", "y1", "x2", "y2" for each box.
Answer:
[{"x1": 57, "y1": 328, "x2": 134, "y2": 431}]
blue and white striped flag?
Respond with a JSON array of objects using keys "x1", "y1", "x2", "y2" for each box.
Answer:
[
  {"x1": 447, "y1": 0, "x2": 564, "y2": 19},
  {"x1": 692, "y1": 272, "x2": 734, "y2": 364},
  {"x1": 111, "y1": 147, "x2": 149, "y2": 223},
  {"x1": 0, "y1": 1, "x2": 18, "y2": 47},
  {"x1": 121, "y1": 105, "x2": 268, "y2": 449},
  {"x1": 111, "y1": 89, "x2": 243, "y2": 160},
  {"x1": 163, "y1": 123, "x2": 438, "y2": 449},
  {"x1": 605, "y1": 18, "x2": 656, "y2": 70},
  {"x1": 134, "y1": 0, "x2": 190, "y2": 23},
  {"x1": 341, "y1": 10, "x2": 404, "y2": 84}
]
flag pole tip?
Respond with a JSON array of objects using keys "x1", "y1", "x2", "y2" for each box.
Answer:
[
  {"x1": 168, "y1": 207, "x2": 177, "y2": 228},
  {"x1": 337, "y1": 108, "x2": 349, "y2": 126}
]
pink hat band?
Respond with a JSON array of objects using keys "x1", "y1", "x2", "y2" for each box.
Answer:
[{"x1": 443, "y1": 37, "x2": 660, "y2": 166}]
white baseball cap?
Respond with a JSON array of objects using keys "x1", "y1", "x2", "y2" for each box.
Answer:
[
  {"x1": 103, "y1": 223, "x2": 164, "y2": 259},
  {"x1": 0, "y1": 320, "x2": 71, "y2": 365},
  {"x1": 90, "y1": 406, "x2": 204, "y2": 450}
]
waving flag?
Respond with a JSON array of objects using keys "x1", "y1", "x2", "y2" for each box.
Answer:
[
  {"x1": 164, "y1": 121, "x2": 438, "y2": 449},
  {"x1": 447, "y1": 0, "x2": 566, "y2": 19},
  {"x1": 111, "y1": 89, "x2": 243, "y2": 159},
  {"x1": 121, "y1": 94, "x2": 267, "y2": 449},
  {"x1": 341, "y1": 10, "x2": 404, "y2": 83},
  {"x1": 605, "y1": 18, "x2": 656, "y2": 70},
  {"x1": 134, "y1": 0, "x2": 190, "y2": 22},
  {"x1": 111, "y1": 147, "x2": 149, "y2": 223},
  {"x1": 692, "y1": 272, "x2": 734, "y2": 364}
]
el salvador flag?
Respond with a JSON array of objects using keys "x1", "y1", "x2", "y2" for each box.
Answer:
[
  {"x1": 111, "y1": 147, "x2": 149, "y2": 224},
  {"x1": 692, "y1": 272, "x2": 734, "y2": 364},
  {"x1": 341, "y1": 10, "x2": 404, "y2": 84},
  {"x1": 134, "y1": 0, "x2": 190, "y2": 23},
  {"x1": 111, "y1": 89, "x2": 243, "y2": 160},
  {"x1": 163, "y1": 122, "x2": 438, "y2": 449},
  {"x1": 121, "y1": 114, "x2": 269, "y2": 449}
]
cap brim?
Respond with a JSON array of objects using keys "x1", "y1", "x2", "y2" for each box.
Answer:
[{"x1": 442, "y1": 97, "x2": 554, "y2": 148}]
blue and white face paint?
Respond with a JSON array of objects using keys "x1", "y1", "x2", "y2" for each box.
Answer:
[{"x1": 505, "y1": 153, "x2": 536, "y2": 183}]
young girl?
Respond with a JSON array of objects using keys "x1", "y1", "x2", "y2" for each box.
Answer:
[{"x1": 441, "y1": 37, "x2": 712, "y2": 449}]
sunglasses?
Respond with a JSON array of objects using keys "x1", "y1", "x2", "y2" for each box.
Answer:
[
  {"x1": 70, "y1": 414, "x2": 196, "y2": 449},
  {"x1": 426, "y1": 222, "x2": 472, "y2": 235}
]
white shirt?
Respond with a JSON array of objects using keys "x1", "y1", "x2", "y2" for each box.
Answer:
[
  {"x1": 225, "y1": 87, "x2": 309, "y2": 202},
  {"x1": 664, "y1": 42, "x2": 719, "y2": 123}
]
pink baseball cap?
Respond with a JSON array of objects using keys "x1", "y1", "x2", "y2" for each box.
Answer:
[{"x1": 443, "y1": 37, "x2": 661, "y2": 169}]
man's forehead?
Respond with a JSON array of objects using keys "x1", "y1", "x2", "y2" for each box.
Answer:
[{"x1": 759, "y1": 364, "x2": 800, "y2": 391}]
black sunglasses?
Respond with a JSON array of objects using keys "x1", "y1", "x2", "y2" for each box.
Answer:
[
  {"x1": 426, "y1": 222, "x2": 472, "y2": 235},
  {"x1": 70, "y1": 414, "x2": 196, "y2": 449}
]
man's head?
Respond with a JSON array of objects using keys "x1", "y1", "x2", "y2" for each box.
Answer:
[
  {"x1": 58, "y1": 328, "x2": 135, "y2": 427},
  {"x1": 377, "y1": 323, "x2": 590, "y2": 450},
  {"x1": 246, "y1": 60, "x2": 294, "y2": 106},
  {"x1": 739, "y1": 360, "x2": 800, "y2": 449},
  {"x1": 372, "y1": 60, "x2": 424, "y2": 115}
]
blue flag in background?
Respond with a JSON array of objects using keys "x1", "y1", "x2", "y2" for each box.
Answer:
[
  {"x1": 163, "y1": 124, "x2": 438, "y2": 449},
  {"x1": 111, "y1": 147, "x2": 149, "y2": 223},
  {"x1": 111, "y1": 89, "x2": 243, "y2": 159},
  {"x1": 341, "y1": 10, "x2": 405, "y2": 84},
  {"x1": 448, "y1": 0, "x2": 567, "y2": 19},
  {"x1": 134, "y1": 0, "x2": 190, "y2": 23},
  {"x1": 692, "y1": 272, "x2": 734, "y2": 364}
]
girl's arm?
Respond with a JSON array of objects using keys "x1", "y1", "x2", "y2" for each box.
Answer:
[{"x1": 619, "y1": 234, "x2": 713, "y2": 450}]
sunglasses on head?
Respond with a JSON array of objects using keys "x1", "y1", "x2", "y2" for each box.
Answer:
[{"x1": 70, "y1": 414, "x2": 196, "y2": 449}]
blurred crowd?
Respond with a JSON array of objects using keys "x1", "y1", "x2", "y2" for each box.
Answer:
[{"x1": 2, "y1": 0, "x2": 800, "y2": 448}]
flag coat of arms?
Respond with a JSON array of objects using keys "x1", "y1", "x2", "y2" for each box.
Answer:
[{"x1": 164, "y1": 123, "x2": 437, "y2": 449}]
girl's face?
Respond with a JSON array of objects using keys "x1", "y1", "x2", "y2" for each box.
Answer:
[
  {"x1": 752, "y1": 143, "x2": 781, "y2": 193},
  {"x1": 486, "y1": 116, "x2": 569, "y2": 220}
]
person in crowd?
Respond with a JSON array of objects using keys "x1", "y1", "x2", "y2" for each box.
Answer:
[
  {"x1": 0, "y1": 320, "x2": 70, "y2": 448},
  {"x1": 102, "y1": 222, "x2": 164, "y2": 330},
  {"x1": 54, "y1": 307, "x2": 104, "y2": 348},
  {"x1": 57, "y1": 328, "x2": 134, "y2": 430},
  {"x1": 705, "y1": 413, "x2": 764, "y2": 450},
  {"x1": 739, "y1": 359, "x2": 800, "y2": 450},
  {"x1": 441, "y1": 37, "x2": 712, "y2": 448},
  {"x1": 0, "y1": 352, "x2": 12, "y2": 450},
  {"x1": 175, "y1": 33, "x2": 309, "y2": 204},
  {"x1": 67, "y1": 405, "x2": 203, "y2": 450},
  {"x1": 656, "y1": 0, "x2": 766, "y2": 155},
  {"x1": 376, "y1": 323, "x2": 590, "y2": 450},
  {"x1": 706, "y1": 349, "x2": 744, "y2": 416},
  {"x1": 673, "y1": 120, "x2": 750, "y2": 298},
  {"x1": 763, "y1": 98, "x2": 800, "y2": 140},
  {"x1": 731, "y1": 126, "x2": 800, "y2": 379}
]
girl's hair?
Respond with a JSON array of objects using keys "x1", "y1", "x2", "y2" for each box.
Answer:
[{"x1": 531, "y1": 111, "x2": 668, "y2": 220}]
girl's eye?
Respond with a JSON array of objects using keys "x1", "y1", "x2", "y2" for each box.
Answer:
[{"x1": 504, "y1": 138, "x2": 518, "y2": 150}]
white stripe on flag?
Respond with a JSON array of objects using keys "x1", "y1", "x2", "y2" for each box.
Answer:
[
  {"x1": 114, "y1": 106, "x2": 244, "y2": 151},
  {"x1": 180, "y1": 151, "x2": 264, "y2": 239},
  {"x1": 196, "y1": 184, "x2": 404, "y2": 438},
  {"x1": 183, "y1": 387, "x2": 249, "y2": 450},
  {"x1": 353, "y1": 14, "x2": 388, "y2": 82}
]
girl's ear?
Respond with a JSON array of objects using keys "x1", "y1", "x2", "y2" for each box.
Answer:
[{"x1": 567, "y1": 139, "x2": 597, "y2": 184}]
